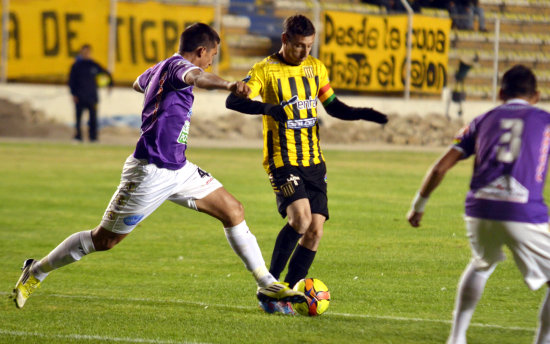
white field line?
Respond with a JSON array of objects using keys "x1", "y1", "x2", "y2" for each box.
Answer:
[
  {"x1": 0, "y1": 329, "x2": 207, "y2": 344},
  {"x1": 1, "y1": 291, "x2": 535, "y2": 335}
]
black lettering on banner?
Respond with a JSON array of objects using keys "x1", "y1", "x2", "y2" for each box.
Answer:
[
  {"x1": 383, "y1": 18, "x2": 400, "y2": 50},
  {"x1": 141, "y1": 20, "x2": 157, "y2": 63},
  {"x1": 400, "y1": 55, "x2": 447, "y2": 89},
  {"x1": 323, "y1": 51, "x2": 372, "y2": 88},
  {"x1": 65, "y1": 13, "x2": 82, "y2": 57},
  {"x1": 9, "y1": 13, "x2": 20, "y2": 59},
  {"x1": 377, "y1": 55, "x2": 395, "y2": 87},
  {"x1": 323, "y1": 12, "x2": 449, "y2": 92},
  {"x1": 129, "y1": 16, "x2": 137, "y2": 64},
  {"x1": 163, "y1": 20, "x2": 179, "y2": 57},
  {"x1": 411, "y1": 27, "x2": 446, "y2": 53},
  {"x1": 42, "y1": 11, "x2": 59, "y2": 57},
  {"x1": 324, "y1": 13, "x2": 378, "y2": 49},
  {"x1": 436, "y1": 30, "x2": 446, "y2": 53},
  {"x1": 115, "y1": 17, "x2": 124, "y2": 62}
]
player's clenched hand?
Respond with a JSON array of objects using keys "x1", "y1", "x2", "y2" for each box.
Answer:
[
  {"x1": 361, "y1": 108, "x2": 388, "y2": 124},
  {"x1": 407, "y1": 210, "x2": 423, "y2": 227},
  {"x1": 265, "y1": 104, "x2": 287, "y2": 122},
  {"x1": 228, "y1": 81, "x2": 250, "y2": 98}
]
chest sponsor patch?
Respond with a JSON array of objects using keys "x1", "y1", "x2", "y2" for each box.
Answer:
[{"x1": 286, "y1": 118, "x2": 317, "y2": 129}]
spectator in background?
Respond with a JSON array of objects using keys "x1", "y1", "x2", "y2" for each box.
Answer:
[
  {"x1": 449, "y1": 0, "x2": 487, "y2": 31},
  {"x1": 448, "y1": 1, "x2": 469, "y2": 29},
  {"x1": 467, "y1": 0, "x2": 488, "y2": 32},
  {"x1": 68, "y1": 44, "x2": 113, "y2": 143},
  {"x1": 382, "y1": 0, "x2": 422, "y2": 13}
]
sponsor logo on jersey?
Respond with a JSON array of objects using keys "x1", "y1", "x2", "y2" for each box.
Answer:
[
  {"x1": 281, "y1": 96, "x2": 318, "y2": 112},
  {"x1": 474, "y1": 175, "x2": 529, "y2": 203},
  {"x1": 177, "y1": 120, "x2": 191, "y2": 144},
  {"x1": 286, "y1": 118, "x2": 318, "y2": 129},
  {"x1": 280, "y1": 95, "x2": 299, "y2": 107},
  {"x1": 123, "y1": 214, "x2": 144, "y2": 226}
]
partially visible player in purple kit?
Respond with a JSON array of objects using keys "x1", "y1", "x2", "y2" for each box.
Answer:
[
  {"x1": 407, "y1": 65, "x2": 550, "y2": 344},
  {"x1": 12, "y1": 23, "x2": 304, "y2": 309}
]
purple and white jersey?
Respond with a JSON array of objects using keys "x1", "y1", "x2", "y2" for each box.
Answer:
[
  {"x1": 454, "y1": 99, "x2": 550, "y2": 223},
  {"x1": 133, "y1": 54, "x2": 200, "y2": 170}
]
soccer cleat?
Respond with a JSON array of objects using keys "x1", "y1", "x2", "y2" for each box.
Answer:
[
  {"x1": 258, "y1": 300, "x2": 296, "y2": 315},
  {"x1": 13, "y1": 259, "x2": 41, "y2": 309},
  {"x1": 257, "y1": 281, "x2": 306, "y2": 304}
]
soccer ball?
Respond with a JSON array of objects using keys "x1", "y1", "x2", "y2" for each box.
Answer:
[{"x1": 292, "y1": 278, "x2": 331, "y2": 316}]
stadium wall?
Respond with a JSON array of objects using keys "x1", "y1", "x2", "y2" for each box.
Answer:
[{"x1": 4, "y1": 83, "x2": 549, "y2": 127}]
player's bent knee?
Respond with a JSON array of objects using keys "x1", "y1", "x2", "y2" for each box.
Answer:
[
  {"x1": 225, "y1": 199, "x2": 245, "y2": 224},
  {"x1": 288, "y1": 214, "x2": 312, "y2": 234},
  {"x1": 91, "y1": 226, "x2": 127, "y2": 251},
  {"x1": 305, "y1": 227, "x2": 323, "y2": 242}
]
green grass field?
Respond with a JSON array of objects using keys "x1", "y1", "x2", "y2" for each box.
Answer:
[{"x1": 0, "y1": 142, "x2": 546, "y2": 344}]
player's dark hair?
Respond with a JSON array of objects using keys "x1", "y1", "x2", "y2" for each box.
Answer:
[
  {"x1": 501, "y1": 65, "x2": 537, "y2": 99},
  {"x1": 179, "y1": 23, "x2": 220, "y2": 53},
  {"x1": 283, "y1": 14, "x2": 315, "y2": 38}
]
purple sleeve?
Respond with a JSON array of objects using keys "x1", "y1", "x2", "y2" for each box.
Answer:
[
  {"x1": 453, "y1": 120, "x2": 477, "y2": 158},
  {"x1": 168, "y1": 60, "x2": 200, "y2": 89},
  {"x1": 136, "y1": 68, "x2": 152, "y2": 91}
]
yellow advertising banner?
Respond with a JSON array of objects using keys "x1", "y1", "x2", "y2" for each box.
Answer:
[
  {"x1": 320, "y1": 11, "x2": 452, "y2": 93},
  {"x1": 114, "y1": 1, "x2": 215, "y2": 82},
  {"x1": 1, "y1": 0, "x2": 110, "y2": 81},
  {"x1": 1, "y1": 0, "x2": 216, "y2": 83}
]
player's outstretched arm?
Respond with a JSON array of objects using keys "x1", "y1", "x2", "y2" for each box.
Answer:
[
  {"x1": 185, "y1": 70, "x2": 250, "y2": 98},
  {"x1": 407, "y1": 147, "x2": 463, "y2": 227},
  {"x1": 226, "y1": 93, "x2": 288, "y2": 122},
  {"x1": 324, "y1": 97, "x2": 388, "y2": 124}
]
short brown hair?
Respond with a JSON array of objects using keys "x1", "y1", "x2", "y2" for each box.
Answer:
[{"x1": 283, "y1": 14, "x2": 315, "y2": 39}]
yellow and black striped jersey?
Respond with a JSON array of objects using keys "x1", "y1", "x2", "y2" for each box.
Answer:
[{"x1": 244, "y1": 53, "x2": 336, "y2": 173}]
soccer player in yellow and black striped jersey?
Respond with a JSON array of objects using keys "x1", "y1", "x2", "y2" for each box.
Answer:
[{"x1": 226, "y1": 14, "x2": 388, "y2": 314}]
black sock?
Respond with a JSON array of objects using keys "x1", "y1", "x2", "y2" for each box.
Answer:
[
  {"x1": 284, "y1": 244, "x2": 316, "y2": 288},
  {"x1": 269, "y1": 224, "x2": 302, "y2": 280}
]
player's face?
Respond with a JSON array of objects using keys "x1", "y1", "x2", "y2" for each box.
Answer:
[
  {"x1": 198, "y1": 44, "x2": 218, "y2": 69},
  {"x1": 283, "y1": 34, "x2": 314, "y2": 65}
]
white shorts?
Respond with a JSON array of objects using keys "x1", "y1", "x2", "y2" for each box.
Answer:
[
  {"x1": 465, "y1": 216, "x2": 550, "y2": 290},
  {"x1": 100, "y1": 155, "x2": 223, "y2": 234}
]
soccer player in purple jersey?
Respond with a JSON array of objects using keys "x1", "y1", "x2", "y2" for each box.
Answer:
[
  {"x1": 12, "y1": 23, "x2": 305, "y2": 309},
  {"x1": 408, "y1": 65, "x2": 550, "y2": 344}
]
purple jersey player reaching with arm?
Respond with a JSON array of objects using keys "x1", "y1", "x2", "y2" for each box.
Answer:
[
  {"x1": 407, "y1": 65, "x2": 550, "y2": 344},
  {"x1": 12, "y1": 23, "x2": 305, "y2": 310}
]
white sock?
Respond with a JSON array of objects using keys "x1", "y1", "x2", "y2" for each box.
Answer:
[
  {"x1": 31, "y1": 230, "x2": 96, "y2": 281},
  {"x1": 447, "y1": 262, "x2": 495, "y2": 344},
  {"x1": 224, "y1": 220, "x2": 277, "y2": 287},
  {"x1": 535, "y1": 288, "x2": 550, "y2": 344}
]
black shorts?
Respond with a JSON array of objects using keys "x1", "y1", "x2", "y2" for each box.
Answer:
[{"x1": 268, "y1": 163, "x2": 329, "y2": 219}]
